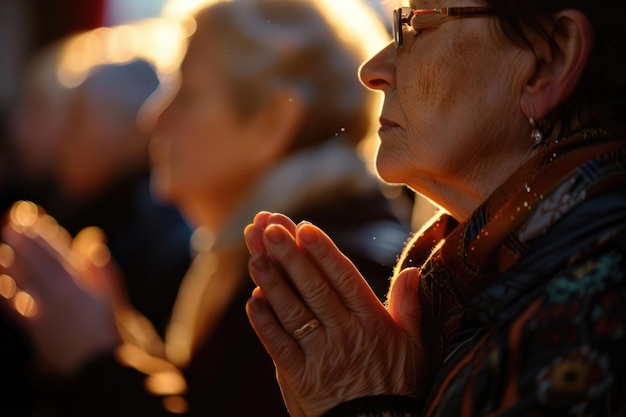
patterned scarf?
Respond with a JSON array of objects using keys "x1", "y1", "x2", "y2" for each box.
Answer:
[{"x1": 395, "y1": 123, "x2": 626, "y2": 381}]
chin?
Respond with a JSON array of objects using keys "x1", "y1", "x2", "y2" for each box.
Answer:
[
  {"x1": 149, "y1": 174, "x2": 175, "y2": 205},
  {"x1": 375, "y1": 154, "x2": 404, "y2": 186}
]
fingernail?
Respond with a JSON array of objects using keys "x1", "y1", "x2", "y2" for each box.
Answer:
[
  {"x1": 9, "y1": 201, "x2": 39, "y2": 228},
  {"x1": 265, "y1": 226, "x2": 285, "y2": 245},
  {"x1": 250, "y1": 253, "x2": 270, "y2": 272},
  {"x1": 298, "y1": 224, "x2": 318, "y2": 245},
  {"x1": 0, "y1": 244, "x2": 15, "y2": 268},
  {"x1": 247, "y1": 296, "x2": 262, "y2": 312},
  {"x1": 405, "y1": 268, "x2": 420, "y2": 291}
]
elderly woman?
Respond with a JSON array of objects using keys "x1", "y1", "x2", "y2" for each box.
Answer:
[
  {"x1": 0, "y1": 1, "x2": 410, "y2": 416},
  {"x1": 244, "y1": 0, "x2": 626, "y2": 416}
]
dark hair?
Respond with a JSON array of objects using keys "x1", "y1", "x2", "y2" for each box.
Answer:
[
  {"x1": 81, "y1": 59, "x2": 160, "y2": 126},
  {"x1": 482, "y1": 0, "x2": 626, "y2": 138}
]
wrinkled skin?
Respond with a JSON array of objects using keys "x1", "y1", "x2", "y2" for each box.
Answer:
[{"x1": 244, "y1": 212, "x2": 425, "y2": 417}]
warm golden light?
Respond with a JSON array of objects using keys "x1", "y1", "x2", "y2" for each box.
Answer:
[
  {"x1": 0, "y1": 244, "x2": 15, "y2": 268},
  {"x1": 13, "y1": 291, "x2": 37, "y2": 317},
  {"x1": 73, "y1": 227, "x2": 112, "y2": 267},
  {"x1": 116, "y1": 344, "x2": 185, "y2": 376},
  {"x1": 322, "y1": 0, "x2": 391, "y2": 178},
  {"x1": 87, "y1": 243, "x2": 112, "y2": 268},
  {"x1": 9, "y1": 201, "x2": 39, "y2": 228},
  {"x1": 56, "y1": 16, "x2": 193, "y2": 89},
  {"x1": 0, "y1": 274, "x2": 17, "y2": 299},
  {"x1": 162, "y1": 0, "x2": 226, "y2": 19},
  {"x1": 162, "y1": 396, "x2": 189, "y2": 414},
  {"x1": 35, "y1": 214, "x2": 66, "y2": 246},
  {"x1": 145, "y1": 371, "x2": 188, "y2": 395}
]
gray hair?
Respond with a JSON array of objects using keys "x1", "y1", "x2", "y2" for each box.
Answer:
[{"x1": 192, "y1": 0, "x2": 378, "y2": 150}]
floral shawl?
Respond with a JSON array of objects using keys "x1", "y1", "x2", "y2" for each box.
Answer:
[{"x1": 394, "y1": 123, "x2": 626, "y2": 416}]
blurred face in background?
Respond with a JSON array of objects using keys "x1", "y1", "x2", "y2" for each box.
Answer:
[
  {"x1": 10, "y1": 90, "x2": 61, "y2": 183},
  {"x1": 56, "y1": 89, "x2": 148, "y2": 200},
  {"x1": 148, "y1": 18, "x2": 269, "y2": 228}
]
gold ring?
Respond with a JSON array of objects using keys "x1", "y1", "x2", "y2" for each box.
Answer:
[{"x1": 292, "y1": 318, "x2": 319, "y2": 340}]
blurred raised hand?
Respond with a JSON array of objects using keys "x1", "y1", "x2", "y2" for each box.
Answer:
[{"x1": 0, "y1": 201, "x2": 163, "y2": 377}]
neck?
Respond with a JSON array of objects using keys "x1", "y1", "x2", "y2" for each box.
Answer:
[{"x1": 182, "y1": 185, "x2": 251, "y2": 238}]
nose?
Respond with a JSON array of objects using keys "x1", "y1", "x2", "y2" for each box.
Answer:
[
  {"x1": 137, "y1": 75, "x2": 180, "y2": 135},
  {"x1": 359, "y1": 42, "x2": 396, "y2": 92}
]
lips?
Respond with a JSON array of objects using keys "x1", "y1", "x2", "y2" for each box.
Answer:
[{"x1": 378, "y1": 117, "x2": 400, "y2": 133}]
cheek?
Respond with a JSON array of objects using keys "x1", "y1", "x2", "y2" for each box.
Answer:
[{"x1": 169, "y1": 114, "x2": 241, "y2": 191}]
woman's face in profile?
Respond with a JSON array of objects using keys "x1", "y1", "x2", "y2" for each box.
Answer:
[{"x1": 360, "y1": 3, "x2": 532, "y2": 212}]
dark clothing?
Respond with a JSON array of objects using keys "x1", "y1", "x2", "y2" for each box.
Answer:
[
  {"x1": 53, "y1": 174, "x2": 193, "y2": 336},
  {"x1": 323, "y1": 125, "x2": 626, "y2": 416},
  {"x1": 45, "y1": 191, "x2": 410, "y2": 417},
  {"x1": 29, "y1": 140, "x2": 413, "y2": 417}
]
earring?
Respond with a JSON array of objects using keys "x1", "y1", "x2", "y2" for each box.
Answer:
[{"x1": 529, "y1": 117, "x2": 544, "y2": 147}]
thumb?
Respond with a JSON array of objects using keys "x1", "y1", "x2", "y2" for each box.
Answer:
[
  {"x1": 73, "y1": 227, "x2": 126, "y2": 304},
  {"x1": 387, "y1": 267, "x2": 422, "y2": 344}
]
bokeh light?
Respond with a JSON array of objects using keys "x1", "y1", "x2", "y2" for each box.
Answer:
[
  {"x1": 0, "y1": 243, "x2": 16, "y2": 268},
  {"x1": 9, "y1": 200, "x2": 39, "y2": 228},
  {"x1": 57, "y1": 16, "x2": 193, "y2": 89},
  {"x1": 145, "y1": 371, "x2": 188, "y2": 395},
  {"x1": 162, "y1": 395, "x2": 189, "y2": 414},
  {"x1": 0, "y1": 274, "x2": 17, "y2": 299},
  {"x1": 13, "y1": 290, "x2": 37, "y2": 317}
]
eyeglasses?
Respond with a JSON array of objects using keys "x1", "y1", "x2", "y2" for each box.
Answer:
[{"x1": 393, "y1": 7, "x2": 494, "y2": 49}]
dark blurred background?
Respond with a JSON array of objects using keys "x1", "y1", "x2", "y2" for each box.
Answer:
[
  {"x1": 0, "y1": 0, "x2": 168, "y2": 137},
  {"x1": 0, "y1": 0, "x2": 172, "y2": 202}
]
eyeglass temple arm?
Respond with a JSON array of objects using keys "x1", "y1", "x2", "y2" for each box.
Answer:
[{"x1": 410, "y1": 7, "x2": 493, "y2": 18}]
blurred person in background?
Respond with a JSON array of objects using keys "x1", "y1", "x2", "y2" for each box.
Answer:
[
  {"x1": 0, "y1": 45, "x2": 193, "y2": 417},
  {"x1": 4, "y1": 36, "x2": 192, "y2": 337},
  {"x1": 0, "y1": 0, "x2": 411, "y2": 416},
  {"x1": 49, "y1": 58, "x2": 192, "y2": 337},
  {"x1": 0, "y1": 40, "x2": 70, "y2": 417},
  {"x1": 1, "y1": 41, "x2": 69, "y2": 216}
]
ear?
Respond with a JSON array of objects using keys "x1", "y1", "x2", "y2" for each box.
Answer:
[
  {"x1": 520, "y1": 9, "x2": 594, "y2": 121},
  {"x1": 244, "y1": 88, "x2": 306, "y2": 164}
]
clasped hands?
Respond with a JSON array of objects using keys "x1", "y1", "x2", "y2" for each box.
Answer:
[{"x1": 244, "y1": 212, "x2": 426, "y2": 417}]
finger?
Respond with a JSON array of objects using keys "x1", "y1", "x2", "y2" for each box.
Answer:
[
  {"x1": 4, "y1": 202, "x2": 84, "y2": 282},
  {"x1": 294, "y1": 222, "x2": 386, "y2": 317},
  {"x1": 2, "y1": 222, "x2": 78, "y2": 296},
  {"x1": 0, "y1": 228, "x2": 41, "y2": 298},
  {"x1": 262, "y1": 224, "x2": 351, "y2": 328},
  {"x1": 265, "y1": 213, "x2": 297, "y2": 236},
  {"x1": 252, "y1": 211, "x2": 273, "y2": 226},
  {"x1": 244, "y1": 212, "x2": 297, "y2": 255},
  {"x1": 245, "y1": 286, "x2": 305, "y2": 366},
  {"x1": 245, "y1": 211, "x2": 272, "y2": 254},
  {"x1": 0, "y1": 267, "x2": 37, "y2": 321},
  {"x1": 0, "y1": 248, "x2": 39, "y2": 321},
  {"x1": 73, "y1": 227, "x2": 114, "y2": 295},
  {"x1": 7, "y1": 201, "x2": 72, "y2": 258},
  {"x1": 244, "y1": 223, "x2": 267, "y2": 255},
  {"x1": 248, "y1": 251, "x2": 322, "y2": 338},
  {"x1": 387, "y1": 267, "x2": 422, "y2": 344}
]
